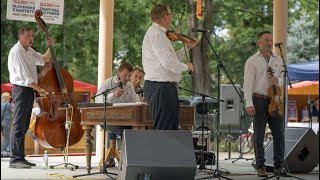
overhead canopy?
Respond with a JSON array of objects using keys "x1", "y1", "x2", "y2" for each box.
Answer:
[
  {"x1": 287, "y1": 60, "x2": 319, "y2": 81},
  {"x1": 1, "y1": 80, "x2": 97, "y2": 94},
  {"x1": 288, "y1": 81, "x2": 319, "y2": 95}
]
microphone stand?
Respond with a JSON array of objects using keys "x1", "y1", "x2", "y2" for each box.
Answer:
[
  {"x1": 73, "y1": 87, "x2": 118, "y2": 179},
  {"x1": 196, "y1": 30, "x2": 246, "y2": 180},
  {"x1": 177, "y1": 86, "x2": 222, "y2": 174},
  {"x1": 262, "y1": 44, "x2": 305, "y2": 180}
]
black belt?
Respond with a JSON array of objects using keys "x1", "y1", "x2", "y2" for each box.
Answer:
[
  {"x1": 253, "y1": 93, "x2": 269, "y2": 100},
  {"x1": 146, "y1": 80, "x2": 177, "y2": 86},
  {"x1": 12, "y1": 84, "x2": 33, "y2": 90}
]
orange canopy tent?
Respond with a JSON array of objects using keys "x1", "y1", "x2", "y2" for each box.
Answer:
[
  {"x1": 288, "y1": 81, "x2": 319, "y2": 95},
  {"x1": 1, "y1": 80, "x2": 97, "y2": 94}
]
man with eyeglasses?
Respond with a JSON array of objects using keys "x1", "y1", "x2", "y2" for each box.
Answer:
[{"x1": 142, "y1": 4, "x2": 198, "y2": 130}]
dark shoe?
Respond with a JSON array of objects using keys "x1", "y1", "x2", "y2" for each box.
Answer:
[
  {"x1": 23, "y1": 159, "x2": 36, "y2": 166},
  {"x1": 274, "y1": 167, "x2": 283, "y2": 176},
  {"x1": 258, "y1": 167, "x2": 268, "y2": 177},
  {"x1": 1, "y1": 151, "x2": 11, "y2": 158},
  {"x1": 9, "y1": 161, "x2": 31, "y2": 169}
]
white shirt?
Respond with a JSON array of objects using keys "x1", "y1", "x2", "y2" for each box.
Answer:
[
  {"x1": 32, "y1": 106, "x2": 41, "y2": 116},
  {"x1": 8, "y1": 41, "x2": 45, "y2": 87},
  {"x1": 95, "y1": 76, "x2": 140, "y2": 103},
  {"x1": 142, "y1": 23, "x2": 189, "y2": 83},
  {"x1": 243, "y1": 50, "x2": 283, "y2": 108}
]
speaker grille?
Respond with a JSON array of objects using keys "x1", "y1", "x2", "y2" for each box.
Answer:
[
  {"x1": 120, "y1": 130, "x2": 197, "y2": 180},
  {"x1": 252, "y1": 127, "x2": 318, "y2": 173}
]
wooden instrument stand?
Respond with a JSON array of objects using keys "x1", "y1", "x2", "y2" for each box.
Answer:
[{"x1": 98, "y1": 139, "x2": 121, "y2": 171}]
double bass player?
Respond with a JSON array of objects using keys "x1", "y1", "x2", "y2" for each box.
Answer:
[{"x1": 8, "y1": 26, "x2": 52, "y2": 169}]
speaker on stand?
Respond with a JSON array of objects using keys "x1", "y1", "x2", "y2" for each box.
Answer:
[{"x1": 220, "y1": 84, "x2": 247, "y2": 161}]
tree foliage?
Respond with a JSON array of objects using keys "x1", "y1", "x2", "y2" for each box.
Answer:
[{"x1": 287, "y1": 10, "x2": 319, "y2": 64}]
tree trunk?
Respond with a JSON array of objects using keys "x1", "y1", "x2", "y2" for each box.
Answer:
[{"x1": 188, "y1": 0, "x2": 214, "y2": 96}]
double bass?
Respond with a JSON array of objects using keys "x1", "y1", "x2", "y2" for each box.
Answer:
[{"x1": 34, "y1": 10, "x2": 86, "y2": 148}]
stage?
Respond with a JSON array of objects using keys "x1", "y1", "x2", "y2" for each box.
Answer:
[{"x1": 1, "y1": 151, "x2": 318, "y2": 179}]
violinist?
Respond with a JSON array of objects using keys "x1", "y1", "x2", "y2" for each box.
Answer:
[
  {"x1": 243, "y1": 31, "x2": 284, "y2": 177},
  {"x1": 142, "y1": 4, "x2": 198, "y2": 130},
  {"x1": 8, "y1": 27, "x2": 52, "y2": 169}
]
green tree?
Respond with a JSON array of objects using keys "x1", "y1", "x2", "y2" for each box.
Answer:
[{"x1": 287, "y1": 10, "x2": 319, "y2": 64}]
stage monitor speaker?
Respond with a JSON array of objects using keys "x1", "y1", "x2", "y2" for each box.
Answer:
[
  {"x1": 220, "y1": 84, "x2": 241, "y2": 125},
  {"x1": 119, "y1": 130, "x2": 197, "y2": 180},
  {"x1": 252, "y1": 127, "x2": 319, "y2": 173}
]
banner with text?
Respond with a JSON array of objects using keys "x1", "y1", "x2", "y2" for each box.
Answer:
[{"x1": 6, "y1": 0, "x2": 64, "y2": 25}]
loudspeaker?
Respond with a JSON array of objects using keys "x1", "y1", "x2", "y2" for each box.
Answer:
[
  {"x1": 220, "y1": 84, "x2": 241, "y2": 125},
  {"x1": 252, "y1": 127, "x2": 319, "y2": 173},
  {"x1": 195, "y1": 150, "x2": 215, "y2": 165},
  {"x1": 192, "y1": 131, "x2": 211, "y2": 151},
  {"x1": 119, "y1": 130, "x2": 197, "y2": 180}
]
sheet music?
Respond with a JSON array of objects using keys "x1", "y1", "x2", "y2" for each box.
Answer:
[{"x1": 112, "y1": 102, "x2": 148, "y2": 106}]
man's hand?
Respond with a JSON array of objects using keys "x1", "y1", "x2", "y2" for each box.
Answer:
[
  {"x1": 113, "y1": 88, "x2": 123, "y2": 98},
  {"x1": 37, "y1": 88, "x2": 48, "y2": 97},
  {"x1": 246, "y1": 106, "x2": 255, "y2": 116},
  {"x1": 185, "y1": 38, "x2": 199, "y2": 50},
  {"x1": 270, "y1": 77, "x2": 278, "y2": 85},
  {"x1": 139, "y1": 97, "x2": 145, "y2": 102},
  {"x1": 186, "y1": 62, "x2": 194, "y2": 74}
]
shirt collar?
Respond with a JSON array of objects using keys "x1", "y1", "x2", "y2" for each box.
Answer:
[
  {"x1": 113, "y1": 76, "x2": 120, "y2": 85},
  {"x1": 152, "y1": 23, "x2": 168, "y2": 33},
  {"x1": 17, "y1": 41, "x2": 30, "y2": 52},
  {"x1": 257, "y1": 49, "x2": 276, "y2": 58}
]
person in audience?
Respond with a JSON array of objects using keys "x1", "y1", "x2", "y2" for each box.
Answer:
[
  {"x1": 28, "y1": 99, "x2": 41, "y2": 155},
  {"x1": 1, "y1": 92, "x2": 13, "y2": 158},
  {"x1": 312, "y1": 97, "x2": 319, "y2": 122}
]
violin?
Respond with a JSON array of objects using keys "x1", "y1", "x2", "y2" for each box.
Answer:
[
  {"x1": 166, "y1": 30, "x2": 196, "y2": 43},
  {"x1": 267, "y1": 66, "x2": 283, "y2": 116}
]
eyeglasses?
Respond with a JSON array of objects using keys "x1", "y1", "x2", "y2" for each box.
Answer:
[{"x1": 166, "y1": 13, "x2": 173, "y2": 16}]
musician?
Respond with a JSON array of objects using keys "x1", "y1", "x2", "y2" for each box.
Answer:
[
  {"x1": 95, "y1": 62, "x2": 139, "y2": 103},
  {"x1": 130, "y1": 67, "x2": 145, "y2": 99},
  {"x1": 142, "y1": 4, "x2": 198, "y2": 130},
  {"x1": 95, "y1": 62, "x2": 139, "y2": 167},
  {"x1": 243, "y1": 31, "x2": 284, "y2": 177},
  {"x1": 8, "y1": 27, "x2": 52, "y2": 168}
]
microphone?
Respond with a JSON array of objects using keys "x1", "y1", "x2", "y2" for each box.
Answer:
[
  {"x1": 191, "y1": 28, "x2": 210, "y2": 33},
  {"x1": 136, "y1": 88, "x2": 144, "y2": 95},
  {"x1": 119, "y1": 81, "x2": 123, "y2": 89},
  {"x1": 275, "y1": 42, "x2": 282, "y2": 47}
]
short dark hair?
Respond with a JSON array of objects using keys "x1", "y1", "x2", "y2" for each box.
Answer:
[
  {"x1": 151, "y1": 4, "x2": 169, "y2": 21},
  {"x1": 18, "y1": 27, "x2": 33, "y2": 38},
  {"x1": 133, "y1": 67, "x2": 145, "y2": 75},
  {"x1": 257, "y1": 31, "x2": 272, "y2": 39},
  {"x1": 118, "y1": 62, "x2": 133, "y2": 72}
]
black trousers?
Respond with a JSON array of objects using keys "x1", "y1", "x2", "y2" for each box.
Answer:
[
  {"x1": 144, "y1": 80, "x2": 179, "y2": 130},
  {"x1": 10, "y1": 85, "x2": 34, "y2": 162},
  {"x1": 253, "y1": 96, "x2": 284, "y2": 169}
]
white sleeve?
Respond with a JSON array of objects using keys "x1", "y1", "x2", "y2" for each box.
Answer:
[
  {"x1": 151, "y1": 33, "x2": 188, "y2": 73},
  {"x1": 243, "y1": 59, "x2": 255, "y2": 108}
]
